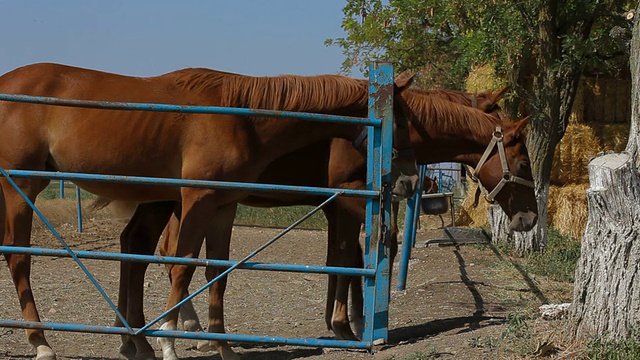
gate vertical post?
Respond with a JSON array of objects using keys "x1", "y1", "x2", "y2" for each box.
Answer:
[{"x1": 363, "y1": 61, "x2": 394, "y2": 346}]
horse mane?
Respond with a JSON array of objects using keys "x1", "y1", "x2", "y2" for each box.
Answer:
[
  {"x1": 170, "y1": 68, "x2": 369, "y2": 112},
  {"x1": 403, "y1": 89, "x2": 506, "y2": 140},
  {"x1": 409, "y1": 88, "x2": 476, "y2": 107}
]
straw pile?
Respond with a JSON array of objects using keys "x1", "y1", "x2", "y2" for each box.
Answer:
[
  {"x1": 457, "y1": 181, "x2": 490, "y2": 228},
  {"x1": 590, "y1": 123, "x2": 629, "y2": 153},
  {"x1": 548, "y1": 183, "x2": 589, "y2": 240},
  {"x1": 551, "y1": 122, "x2": 602, "y2": 185}
]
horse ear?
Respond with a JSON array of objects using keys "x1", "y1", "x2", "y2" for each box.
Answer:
[
  {"x1": 492, "y1": 86, "x2": 510, "y2": 102},
  {"x1": 509, "y1": 116, "x2": 530, "y2": 140},
  {"x1": 394, "y1": 75, "x2": 414, "y2": 92}
]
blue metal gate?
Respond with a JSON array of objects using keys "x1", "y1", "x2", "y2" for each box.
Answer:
[{"x1": 0, "y1": 62, "x2": 397, "y2": 351}]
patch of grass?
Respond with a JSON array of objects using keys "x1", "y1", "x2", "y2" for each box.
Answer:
[
  {"x1": 389, "y1": 346, "x2": 441, "y2": 359},
  {"x1": 39, "y1": 181, "x2": 96, "y2": 200},
  {"x1": 498, "y1": 310, "x2": 536, "y2": 356},
  {"x1": 468, "y1": 336, "x2": 499, "y2": 349},
  {"x1": 234, "y1": 204, "x2": 329, "y2": 230},
  {"x1": 521, "y1": 228, "x2": 581, "y2": 283},
  {"x1": 587, "y1": 330, "x2": 640, "y2": 360}
]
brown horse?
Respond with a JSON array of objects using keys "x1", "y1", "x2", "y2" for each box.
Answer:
[
  {"x1": 113, "y1": 87, "x2": 534, "y2": 359},
  {"x1": 151, "y1": 88, "x2": 507, "y2": 350},
  {"x1": 0, "y1": 63, "x2": 421, "y2": 360}
]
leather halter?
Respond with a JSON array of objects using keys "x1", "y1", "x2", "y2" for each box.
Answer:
[{"x1": 469, "y1": 127, "x2": 534, "y2": 204}]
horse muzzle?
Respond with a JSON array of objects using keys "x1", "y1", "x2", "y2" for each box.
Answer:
[
  {"x1": 391, "y1": 173, "x2": 419, "y2": 200},
  {"x1": 509, "y1": 210, "x2": 538, "y2": 232}
]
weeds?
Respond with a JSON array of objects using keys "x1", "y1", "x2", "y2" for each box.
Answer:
[
  {"x1": 390, "y1": 346, "x2": 441, "y2": 359},
  {"x1": 522, "y1": 228, "x2": 581, "y2": 283},
  {"x1": 587, "y1": 330, "x2": 640, "y2": 360}
]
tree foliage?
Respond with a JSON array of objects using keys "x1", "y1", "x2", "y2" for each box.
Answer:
[{"x1": 328, "y1": 0, "x2": 634, "y2": 252}]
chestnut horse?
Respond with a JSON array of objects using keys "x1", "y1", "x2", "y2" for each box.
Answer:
[
  {"x1": 156, "y1": 88, "x2": 510, "y2": 348},
  {"x1": 112, "y1": 87, "x2": 535, "y2": 359},
  {"x1": 0, "y1": 63, "x2": 421, "y2": 360}
]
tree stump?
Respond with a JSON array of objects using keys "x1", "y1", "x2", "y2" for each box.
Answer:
[
  {"x1": 488, "y1": 204, "x2": 539, "y2": 256},
  {"x1": 570, "y1": 152, "x2": 640, "y2": 341}
]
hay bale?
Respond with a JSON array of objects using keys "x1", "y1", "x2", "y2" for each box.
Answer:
[
  {"x1": 552, "y1": 123, "x2": 602, "y2": 185},
  {"x1": 548, "y1": 183, "x2": 589, "y2": 240},
  {"x1": 458, "y1": 182, "x2": 490, "y2": 227},
  {"x1": 590, "y1": 123, "x2": 629, "y2": 153},
  {"x1": 458, "y1": 180, "x2": 588, "y2": 241}
]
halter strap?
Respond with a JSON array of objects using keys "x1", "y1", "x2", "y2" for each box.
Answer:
[
  {"x1": 352, "y1": 128, "x2": 415, "y2": 160},
  {"x1": 469, "y1": 127, "x2": 534, "y2": 204},
  {"x1": 352, "y1": 128, "x2": 368, "y2": 154}
]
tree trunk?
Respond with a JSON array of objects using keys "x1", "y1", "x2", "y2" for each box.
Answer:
[
  {"x1": 569, "y1": 153, "x2": 640, "y2": 340},
  {"x1": 488, "y1": 198, "x2": 546, "y2": 256},
  {"x1": 570, "y1": 4, "x2": 640, "y2": 342},
  {"x1": 497, "y1": 0, "x2": 587, "y2": 254}
]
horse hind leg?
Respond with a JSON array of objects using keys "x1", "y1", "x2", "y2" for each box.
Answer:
[
  {"x1": 117, "y1": 201, "x2": 176, "y2": 360},
  {"x1": 1, "y1": 178, "x2": 55, "y2": 360}
]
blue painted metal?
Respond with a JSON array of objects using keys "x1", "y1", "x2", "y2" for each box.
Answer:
[
  {"x1": 0, "y1": 245, "x2": 375, "y2": 277},
  {"x1": 0, "y1": 319, "x2": 371, "y2": 350},
  {"x1": 0, "y1": 167, "x2": 133, "y2": 333},
  {"x1": 137, "y1": 192, "x2": 340, "y2": 334},
  {"x1": 0, "y1": 61, "x2": 397, "y2": 353},
  {"x1": 396, "y1": 165, "x2": 427, "y2": 290},
  {"x1": 75, "y1": 186, "x2": 83, "y2": 232},
  {"x1": 6, "y1": 169, "x2": 375, "y2": 199},
  {"x1": 59, "y1": 180, "x2": 65, "y2": 198},
  {"x1": 0, "y1": 93, "x2": 379, "y2": 127},
  {"x1": 363, "y1": 62, "x2": 393, "y2": 344}
]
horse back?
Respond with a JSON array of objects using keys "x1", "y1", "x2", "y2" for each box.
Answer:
[{"x1": 0, "y1": 63, "x2": 240, "y2": 200}]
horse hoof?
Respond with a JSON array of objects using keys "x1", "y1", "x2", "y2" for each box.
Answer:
[
  {"x1": 119, "y1": 342, "x2": 137, "y2": 360},
  {"x1": 351, "y1": 319, "x2": 364, "y2": 340},
  {"x1": 182, "y1": 319, "x2": 201, "y2": 332},
  {"x1": 135, "y1": 351, "x2": 157, "y2": 360},
  {"x1": 196, "y1": 340, "x2": 213, "y2": 352},
  {"x1": 35, "y1": 345, "x2": 56, "y2": 360},
  {"x1": 331, "y1": 321, "x2": 359, "y2": 341},
  {"x1": 219, "y1": 346, "x2": 240, "y2": 360}
]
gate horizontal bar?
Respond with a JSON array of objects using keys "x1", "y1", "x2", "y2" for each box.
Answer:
[
  {"x1": 0, "y1": 93, "x2": 379, "y2": 126},
  {"x1": 0, "y1": 246, "x2": 375, "y2": 277},
  {"x1": 0, "y1": 319, "x2": 370, "y2": 350},
  {"x1": 5, "y1": 170, "x2": 378, "y2": 198}
]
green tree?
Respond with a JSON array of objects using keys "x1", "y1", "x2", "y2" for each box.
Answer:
[{"x1": 328, "y1": 0, "x2": 633, "y2": 253}]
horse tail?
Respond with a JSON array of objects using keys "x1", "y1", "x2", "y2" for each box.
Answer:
[
  {"x1": 90, "y1": 197, "x2": 138, "y2": 222},
  {"x1": 90, "y1": 196, "x2": 112, "y2": 211}
]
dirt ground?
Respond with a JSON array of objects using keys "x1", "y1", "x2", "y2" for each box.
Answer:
[{"x1": 0, "y1": 201, "x2": 573, "y2": 360}]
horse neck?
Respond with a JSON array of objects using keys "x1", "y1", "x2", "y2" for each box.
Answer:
[
  {"x1": 248, "y1": 113, "x2": 364, "y2": 162},
  {"x1": 403, "y1": 93, "x2": 503, "y2": 167}
]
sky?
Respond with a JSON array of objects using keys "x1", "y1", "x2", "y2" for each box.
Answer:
[{"x1": 0, "y1": 1, "x2": 356, "y2": 78}]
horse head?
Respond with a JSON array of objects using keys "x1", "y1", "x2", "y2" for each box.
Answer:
[{"x1": 472, "y1": 117, "x2": 538, "y2": 231}]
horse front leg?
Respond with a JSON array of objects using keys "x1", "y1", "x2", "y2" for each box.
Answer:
[
  {"x1": 2, "y1": 179, "x2": 54, "y2": 360},
  {"x1": 328, "y1": 201, "x2": 363, "y2": 341},
  {"x1": 348, "y1": 199, "x2": 400, "y2": 341},
  {"x1": 117, "y1": 201, "x2": 176, "y2": 360}
]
